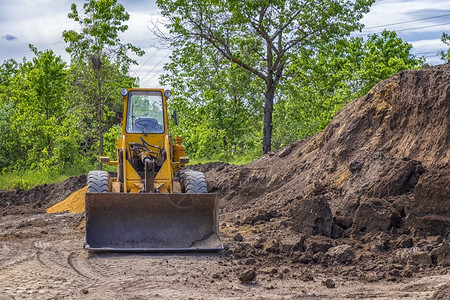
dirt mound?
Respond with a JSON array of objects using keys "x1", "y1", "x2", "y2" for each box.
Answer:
[
  {"x1": 189, "y1": 63, "x2": 450, "y2": 281},
  {"x1": 0, "y1": 175, "x2": 86, "y2": 215},
  {"x1": 201, "y1": 63, "x2": 450, "y2": 235}
]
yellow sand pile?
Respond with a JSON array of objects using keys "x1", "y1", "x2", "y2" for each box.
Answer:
[{"x1": 46, "y1": 186, "x2": 87, "y2": 214}]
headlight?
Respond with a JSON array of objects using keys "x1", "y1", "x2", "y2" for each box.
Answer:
[
  {"x1": 164, "y1": 90, "x2": 172, "y2": 98},
  {"x1": 120, "y1": 88, "x2": 128, "y2": 96}
]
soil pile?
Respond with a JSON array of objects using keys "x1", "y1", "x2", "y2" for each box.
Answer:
[
  {"x1": 197, "y1": 62, "x2": 449, "y2": 237},
  {"x1": 189, "y1": 63, "x2": 449, "y2": 281},
  {"x1": 46, "y1": 186, "x2": 87, "y2": 213},
  {"x1": 0, "y1": 175, "x2": 86, "y2": 215},
  {"x1": 197, "y1": 64, "x2": 450, "y2": 235}
]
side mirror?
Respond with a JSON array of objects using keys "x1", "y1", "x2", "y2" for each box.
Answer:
[
  {"x1": 115, "y1": 111, "x2": 123, "y2": 124},
  {"x1": 172, "y1": 110, "x2": 178, "y2": 125}
]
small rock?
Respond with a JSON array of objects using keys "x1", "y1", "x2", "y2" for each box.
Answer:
[
  {"x1": 312, "y1": 252, "x2": 324, "y2": 263},
  {"x1": 80, "y1": 289, "x2": 89, "y2": 294},
  {"x1": 326, "y1": 244, "x2": 355, "y2": 264},
  {"x1": 238, "y1": 269, "x2": 257, "y2": 283},
  {"x1": 352, "y1": 199, "x2": 395, "y2": 233},
  {"x1": 301, "y1": 273, "x2": 314, "y2": 282},
  {"x1": 311, "y1": 182, "x2": 326, "y2": 195},
  {"x1": 323, "y1": 279, "x2": 336, "y2": 288},
  {"x1": 263, "y1": 239, "x2": 280, "y2": 254},
  {"x1": 330, "y1": 223, "x2": 344, "y2": 239},
  {"x1": 409, "y1": 251, "x2": 432, "y2": 267},
  {"x1": 295, "y1": 253, "x2": 313, "y2": 264},
  {"x1": 234, "y1": 233, "x2": 244, "y2": 242},
  {"x1": 304, "y1": 235, "x2": 335, "y2": 254},
  {"x1": 431, "y1": 241, "x2": 450, "y2": 267},
  {"x1": 278, "y1": 144, "x2": 295, "y2": 158},
  {"x1": 395, "y1": 235, "x2": 414, "y2": 248},
  {"x1": 349, "y1": 160, "x2": 364, "y2": 172},
  {"x1": 291, "y1": 197, "x2": 332, "y2": 236},
  {"x1": 395, "y1": 248, "x2": 412, "y2": 263},
  {"x1": 248, "y1": 210, "x2": 278, "y2": 224}
]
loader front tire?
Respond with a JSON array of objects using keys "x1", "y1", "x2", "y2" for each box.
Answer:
[
  {"x1": 87, "y1": 170, "x2": 111, "y2": 193},
  {"x1": 181, "y1": 170, "x2": 207, "y2": 194}
]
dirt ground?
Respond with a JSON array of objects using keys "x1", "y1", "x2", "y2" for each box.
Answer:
[
  {"x1": 1, "y1": 64, "x2": 449, "y2": 299},
  {"x1": 0, "y1": 212, "x2": 449, "y2": 300}
]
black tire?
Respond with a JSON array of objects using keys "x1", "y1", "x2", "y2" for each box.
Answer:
[
  {"x1": 87, "y1": 170, "x2": 111, "y2": 193},
  {"x1": 180, "y1": 170, "x2": 207, "y2": 194}
]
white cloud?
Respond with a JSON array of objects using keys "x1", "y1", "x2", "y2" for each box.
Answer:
[
  {"x1": 410, "y1": 38, "x2": 446, "y2": 50},
  {"x1": 361, "y1": 0, "x2": 450, "y2": 33},
  {"x1": 0, "y1": 0, "x2": 448, "y2": 82},
  {"x1": 410, "y1": 38, "x2": 447, "y2": 64}
]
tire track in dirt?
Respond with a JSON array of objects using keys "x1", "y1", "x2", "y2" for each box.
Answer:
[
  {"x1": 0, "y1": 241, "x2": 35, "y2": 271},
  {"x1": 67, "y1": 250, "x2": 107, "y2": 282}
]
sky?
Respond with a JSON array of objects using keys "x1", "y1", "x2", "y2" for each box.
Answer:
[{"x1": 1, "y1": 0, "x2": 450, "y2": 87}]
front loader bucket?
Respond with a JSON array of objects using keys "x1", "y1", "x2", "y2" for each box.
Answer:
[{"x1": 84, "y1": 193, "x2": 223, "y2": 252}]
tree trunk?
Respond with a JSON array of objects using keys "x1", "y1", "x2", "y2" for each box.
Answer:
[
  {"x1": 262, "y1": 81, "x2": 275, "y2": 154},
  {"x1": 97, "y1": 96, "x2": 103, "y2": 170},
  {"x1": 95, "y1": 61, "x2": 103, "y2": 170}
]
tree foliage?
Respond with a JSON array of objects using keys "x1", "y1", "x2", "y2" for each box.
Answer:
[
  {"x1": 273, "y1": 30, "x2": 424, "y2": 148},
  {"x1": 158, "y1": 0, "x2": 375, "y2": 153},
  {"x1": 161, "y1": 40, "x2": 264, "y2": 161},
  {"x1": 440, "y1": 32, "x2": 450, "y2": 61},
  {"x1": 161, "y1": 23, "x2": 423, "y2": 158},
  {"x1": 0, "y1": 0, "x2": 141, "y2": 180},
  {"x1": 63, "y1": 0, "x2": 143, "y2": 168},
  {"x1": 0, "y1": 0, "x2": 427, "y2": 188},
  {"x1": 0, "y1": 46, "x2": 78, "y2": 171}
]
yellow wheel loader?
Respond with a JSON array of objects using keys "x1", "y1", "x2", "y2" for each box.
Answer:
[{"x1": 84, "y1": 88, "x2": 222, "y2": 252}]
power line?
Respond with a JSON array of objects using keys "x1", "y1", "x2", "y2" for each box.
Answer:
[
  {"x1": 355, "y1": 21, "x2": 450, "y2": 36},
  {"x1": 412, "y1": 50, "x2": 443, "y2": 55},
  {"x1": 138, "y1": 51, "x2": 170, "y2": 82},
  {"x1": 424, "y1": 55, "x2": 443, "y2": 59},
  {"x1": 364, "y1": 13, "x2": 450, "y2": 30},
  {"x1": 139, "y1": 51, "x2": 171, "y2": 86},
  {"x1": 133, "y1": 48, "x2": 162, "y2": 75},
  {"x1": 395, "y1": 22, "x2": 450, "y2": 32}
]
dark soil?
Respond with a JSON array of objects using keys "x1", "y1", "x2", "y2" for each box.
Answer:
[
  {"x1": 0, "y1": 175, "x2": 86, "y2": 215},
  {"x1": 191, "y1": 62, "x2": 450, "y2": 282}
]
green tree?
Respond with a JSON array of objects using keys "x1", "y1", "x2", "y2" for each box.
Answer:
[
  {"x1": 0, "y1": 59, "x2": 19, "y2": 167},
  {"x1": 273, "y1": 30, "x2": 424, "y2": 148},
  {"x1": 161, "y1": 41, "x2": 264, "y2": 160},
  {"x1": 0, "y1": 46, "x2": 75, "y2": 171},
  {"x1": 157, "y1": 0, "x2": 374, "y2": 153},
  {"x1": 62, "y1": 0, "x2": 144, "y2": 168},
  {"x1": 439, "y1": 33, "x2": 450, "y2": 61}
]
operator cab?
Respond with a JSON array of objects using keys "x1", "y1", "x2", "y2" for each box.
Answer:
[{"x1": 126, "y1": 90, "x2": 164, "y2": 134}]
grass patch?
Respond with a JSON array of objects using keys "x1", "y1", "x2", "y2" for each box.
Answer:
[
  {"x1": 0, "y1": 169, "x2": 70, "y2": 190},
  {"x1": 0, "y1": 149, "x2": 261, "y2": 191},
  {"x1": 0, "y1": 163, "x2": 95, "y2": 191},
  {"x1": 190, "y1": 150, "x2": 261, "y2": 166}
]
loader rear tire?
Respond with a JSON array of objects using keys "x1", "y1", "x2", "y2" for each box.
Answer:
[
  {"x1": 87, "y1": 170, "x2": 111, "y2": 193},
  {"x1": 181, "y1": 170, "x2": 207, "y2": 194}
]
